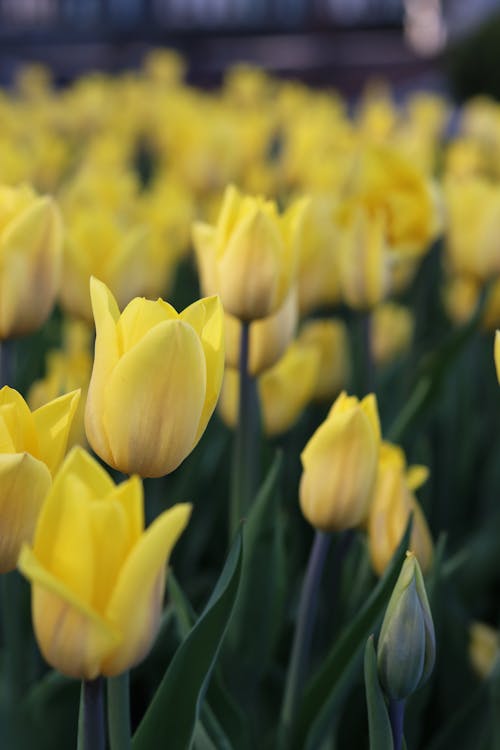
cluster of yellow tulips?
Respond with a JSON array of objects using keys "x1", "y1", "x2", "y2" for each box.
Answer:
[{"x1": 1, "y1": 47, "x2": 500, "y2": 749}]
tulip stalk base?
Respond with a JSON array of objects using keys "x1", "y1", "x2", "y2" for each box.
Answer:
[
  {"x1": 389, "y1": 698, "x2": 405, "y2": 750},
  {"x1": 230, "y1": 321, "x2": 261, "y2": 539},
  {"x1": 280, "y1": 530, "x2": 331, "y2": 747},
  {"x1": 78, "y1": 677, "x2": 105, "y2": 750},
  {"x1": 107, "y1": 672, "x2": 131, "y2": 750}
]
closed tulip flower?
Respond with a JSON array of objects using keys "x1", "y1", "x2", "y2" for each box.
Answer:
[
  {"x1": 368, "y1": 442, "x2": 433, "y2": 576},
  {"x1": 224, "y1": 287, "x2": 298, "y2": 376},
  {"x1": 193, "y1": 184, "x2": 305, "y2": 321},
  {"x1": 0, "y1": 184, "x2": 62, "y2": 338},
  {"x1": 18, "y1": 447, "x2": 191, "y2": 679},
  {"x1": 299, "y1": 391, "x2": 381, "y2": 531},
  {"x1": 85, "y1": 278, "x2": 224, "y2": 477},
  {"x1": 0, "y1": 386, "x2": 79, "y2": 572},
  {"x1": 371, "y1": 303, "x2": 414, "y2": 367},
  {"x1": 469, "y1": 622, "x2": 500, "y2": 679}
]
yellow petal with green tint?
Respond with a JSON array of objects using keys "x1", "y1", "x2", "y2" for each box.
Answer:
[
  {"x1": 102, "y1": 503, "x2": 192, "y2": 676},
  {"x1": 117, "y1": 296, "x2": 178, "y2": 354},
  {"x1": 180, "y1": 296, "x2": 224, "y2": 443},
  {"x1": 86, "y1": 277, "x2": 121, "y2": 463},
  {"x1": 34, "y1": 447, "x2": 114, "y2": 561},
  {"x1": 18, "y1": 546, "x2": 119, "y2": 680},
  {"x1": 103, "y1": 320, "x2": 206, "y2": 477},
  {"x1": 0, "y1": 387, "x2": 39, "y2": 455},
  {"x1": 32, "y1": 389, "x2": 80, "y2": 475},
  {"x1": 0, "y1": 453, "x2": 51, "y2": 573}
]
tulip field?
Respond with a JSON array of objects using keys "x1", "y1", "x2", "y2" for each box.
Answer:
[{"x1": 1, "y1": 48, "x2": 500, "y2": 749}]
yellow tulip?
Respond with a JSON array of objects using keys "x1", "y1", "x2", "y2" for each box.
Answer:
[
  {"x1": 18, "y1": 447, "x2": 191, "y2": 679},
  {"x1": 299, "y1": 391, "x2": 380, "y2": 531},
  {"x1": 368, "y1": 442, "x2": 433, "y2": 576},
  {"x1": 297, "y1": 319, "x2": 351, "y2": 401},
  {"x1": 371, "y1": 303, "x2": 414, "y2": 366},
  {"x1": 442, "y1": 275, "x2": 479, "y2": 327},
  {"x1": 338, "y1": 208, "x2": 391, "y2": 310},
  {"x1": 224, "y1": 288, "x2": 298, "y2": 376},
  {"x1": 219, "y1": 341, "x2": 319, "y2": 437},
  {"x1": 0, "y1": 386, "x2": 79, "y2": 572},
  {"x1": 0, "y1": 184, "x2": 62, "y2": 338},
  {"x1": 193, "y1": 184, "x2": 304, "y2": 321},
  {"x1": 61, "y1": 209, "x2": 157, "y2": 322},
  {"x1": 469, "y1": 622, "x2": 499, "y2": 679},
  {"x1": 444, "y1": 178, "x2": 500, "y2": 280},
  {"x1": 85, "y1": 278, "x2": 224, "y2": 477},
  {"x1": 28, "y1": 321, "x2": 93, "y2": 449}
]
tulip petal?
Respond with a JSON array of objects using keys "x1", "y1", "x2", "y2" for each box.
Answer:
[
  {"x1": 192, "y1": 222, "x2": 218, "y2": 297},
  {"x1": 32, "y1": 390, "x2": 80, "y2": 476},
  {"x1": 180, "y1": 296, "x2": 224, "y2": 443},
  {"x1": 103, "y1": 320, "x2": 206, "y2": 476},
  {"x1": 0, "y1": 453, "x2": 51, "y2": 572},
  {"x1": 18, "y1": 546, "x2": 119, "y2": 680},
  {"x1": 34, "y1": 447, "x2": 114, "y2": 562},
  {"x1": 85, "y1": 278, "x2": 121, "y2": 463},
  {"x1": 117, "y1": 296, "x2": 178, "y2": 354},
  {"x1": 102, "y1": 503, "x2": 191, "y2": 676},
  {"x1": 0, "y1": 387, "x2": 38, "y2": 455}
]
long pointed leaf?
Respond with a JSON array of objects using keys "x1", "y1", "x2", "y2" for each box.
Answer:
[{"x1": 364, "y1": 636, "x2": 393, "y2": 750}]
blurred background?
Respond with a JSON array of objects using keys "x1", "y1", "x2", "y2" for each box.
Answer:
[{"x1": 0, "y1": 0, "x2": 499, "y2": 98}]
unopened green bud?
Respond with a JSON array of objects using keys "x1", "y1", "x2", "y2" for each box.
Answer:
[{"x1": 377, "y1": 552, "x2": 435, "y2": 700}]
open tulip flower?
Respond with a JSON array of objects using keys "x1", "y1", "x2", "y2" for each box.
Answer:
[
  {"x1": 85, "y1": 277, "x2": 224, "y2": 477},
  {"x1": 0, "y1": 386, "x2": 79, "y2": 572},
  {"x1": 18, "y1": 447, "x2": 191, "y2": 679}
]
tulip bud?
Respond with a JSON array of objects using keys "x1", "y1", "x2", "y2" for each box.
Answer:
[
  {"x1": 299, "y1": 391, "x2": 381, "y2": 531},
  {"x1": 18, "y1": 447, "x2": 191, "y2": 679},
  {"x1": 371, "y1": 303, "x2": 414, "y2": 367},
  {"x1": 0, "y1": 185, "x2": 62, "y2": 338},
  {"x1": 377, "y1": 552, "x2": 435, "y2": 701},
  {"x1": 193, "y1": 184, "x2": 304, "y2": 321},
  {"x1": 469, "y1": 622, "x2": 499, "y2": 679},
  {"x1": 85, "y1": 278, "x2": 224, "y2": 477}
]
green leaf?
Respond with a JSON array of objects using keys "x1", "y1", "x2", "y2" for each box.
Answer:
[
  {"x1": 227, "y1": 452, "x2": 284, "y2": 682},
  {"x1": 132, "y1": 531, "x2": 243, "y2": 750},
  {"x1": 294, "y1": 519, "x2": 412, "y2": 750},
  {"x1": 425, "y1": 682, "x2": 489, "y2": 750},
  {"x1": 364, "y1": 636, "x2": 393, "y2": 750}
]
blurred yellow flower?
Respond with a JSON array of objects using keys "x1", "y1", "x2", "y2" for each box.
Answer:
[
  {"x1": 224, "y1": 288, "x2": 297, "y2": 376},
  {"x1": 193, "y1": 185, "x2": 304, "y2": 321},
  {"x1": 18, "y1": 447, "x2": 191, "y2": 679},
  {"x1": 300, "y1": 391, "x2": 380, "y2": 531},
  {"x1": 0, "y1": 184, "x2": 62, "y2": 338},
  {"x1": 469, "y1": 622, "x2": 499, "y2": 679},
  {"x1": 219, "y1": 340, "x2": 319, "y2": 437},
  {"x1": 0, "y1": 386, "x2": 79, "y2": 572},
  {"x1": 297, "y1": 319, "x2": 351, "y2": 401},
  {"x1": 85, "y1": 278, "x2": 224, "y2": 477},
  {"x1": 371, "y1": 303, "x2": 414, "y2": 366}
]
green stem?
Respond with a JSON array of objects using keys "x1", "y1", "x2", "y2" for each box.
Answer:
[
  {"x1": 229, "y1": 321, "x2": 260, "y2": 539},
  {"x1": 280, "y1": 530, "x2": 331, "y2": 747},
  {"x1": 107, "y1": 673, "x2": 131, "y2": 750},
  {"x1": 78, "y1": 678, "x2": 105, "y2": 750},
  {"x1": 389, "y1": 698, "x2": 405, "y2": 750},
  {"x1": 2, "y1": 571, "x2": 24, "y2": 704}
]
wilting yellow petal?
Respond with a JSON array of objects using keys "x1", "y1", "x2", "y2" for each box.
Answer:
[{"x1": 102, "y1": 503, "x2": 192, "y2": 675}]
